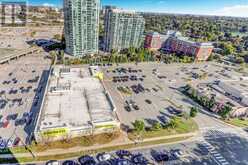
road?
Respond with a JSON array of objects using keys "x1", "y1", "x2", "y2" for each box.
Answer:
[{"x1": 34, "y1": 126, "x2": 248, "y2": 165}]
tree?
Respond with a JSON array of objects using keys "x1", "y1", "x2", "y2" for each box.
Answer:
[
  {"x1": 133, "y1": 120, "x2": 145, "y2": 134},
  {"x1": 133, "y1": 120, "x2": 145, "y2": 142},
  {"x1": 219, "y1": 105, "x2": 232, "y2": 120},
  {"x1": 223, "y1": 43, "x2": 235, "y2": 55},
  {"x1": 190, "y1": 107, "x2": 198, "y2": 118},
  {"x1": 169, "y1": 117, "x2": 179, "y2": 129},
  {"x1": 152, "y1": 121, "x2": 162, "y2": 131}
]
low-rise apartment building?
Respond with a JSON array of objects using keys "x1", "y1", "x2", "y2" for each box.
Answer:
[{"x1": 144, "y1": 31, "x2": 214, "y2": 61}]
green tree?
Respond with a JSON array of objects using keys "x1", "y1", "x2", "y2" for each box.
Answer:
[
  {"x1": 169, "y1": 117, "x2": 180, "y2": 129},
  {"x1": 133, "y1": 120, "x2": 145, "y2": 134},
  {"x1": 190, "y1": 107, "x2": 198, "y2": 118},
  {"x1": 152, "y1": 121, "x2": 162, "y2": 131},
  {"x1": 219, "y1": 105, "x2": 232, "y2": 119},
  {"x1": 223, "y1": 43, "x2": 235, "y2": 55}
]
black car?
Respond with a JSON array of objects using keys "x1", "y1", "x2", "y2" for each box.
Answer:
[
  {"x1": 151, "y1": 150, "x2": 169, "y2": 162},
  {"x1": 116, "y1": 150, "x2": 132, "y2": 158},
  {"x1": 145, "y1": 99, "x2": 152, "y2": 104},
  {"x1": 15, "y1": 119, "x2": 26, "y2": 126},
  {"x1": 114, "y1": 159, "x2": 134, "y2": 165},
  {"x1": 78, "y1": 155, "x2": 96, "y2": 165},
  {"x1": 96, "y1": 161, "x2": 111, "y2": 165},
  {"x1": 131, "y1": 154, "x2": 148, "y2": 165},
  {"x1": 124, "y1": 106, "x2": 131, "y2": 112},
  {"x1": 63, "y1": 160, "x2": 79, "y2": 165},
  {"x1": 6, "y1": 114, "x2": 18, "y2": 120},
  {"x1": 133, "y1": 105, "x2": 139, "y2": 110}
]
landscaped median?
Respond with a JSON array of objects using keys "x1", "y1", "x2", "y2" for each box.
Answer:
[
  {"x1": 128, "y1": 116, "x2": 198, "y2": 141},
  {"x1": 0, "y1": 131, "x2": 198, "y2": 164},
  {"x1": 224, "y1": 118, "x2": 248, "y2": 127}
]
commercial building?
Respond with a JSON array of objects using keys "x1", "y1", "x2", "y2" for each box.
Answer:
[
  {"x1": 218, "y1": 80, "x2": 248, "y2": 107},
  {"x1": 34, "y1": 66, "x2": 119, "y2": 142},
  {"x1": 63, "y1": 0, "x2": 100, "y2": 56},
  {"x1": 104, "y1": 7, "x2": 145, "y2": 52},
  {"x1": 144, "y1": 31, "x2": 214, "y2": 61},
  {"x1": 144, "y1": 32, "x2": 164, "y2": 50},
  {"x1": 187, "y1": 80, "x2": 248, "y2": 118}
]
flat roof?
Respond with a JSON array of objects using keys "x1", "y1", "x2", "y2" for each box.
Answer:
[{"x1": 37, "y1": 67, "x2": 117, "y2": 132}]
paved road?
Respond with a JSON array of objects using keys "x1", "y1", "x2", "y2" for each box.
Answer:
[{"x1": 34, "y1": 128, "x2": 248, "y2": 165}]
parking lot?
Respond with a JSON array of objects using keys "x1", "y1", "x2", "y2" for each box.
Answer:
[
  {"x1": 38, "y1": 129, "x2": 248, "y2": 165},
  {"x1": 102, "y1": 62, "x2": 247, "y2": 128},
  {"x1": 0, "y1": 52, "x2": 50, "y2": 148}
]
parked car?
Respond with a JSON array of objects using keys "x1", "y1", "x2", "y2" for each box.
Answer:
[
  {"x1": 145, "y1": 99, "x2": 152, "y2": 104},
  {"x1": 7, "y1": 139, "x2": 14, "y2": 148},
  {"x1": 131, "y1": 154, "x2": 148, "y2": 165},
  {"x1": 114, "y1": 159, "x2": 133, "y2": 165},
  {"x1": 13, "y1": 137, "x2": 21, "y2": 146},
  {"x1": 158, "y1": 116, "x2": 169, "y2": 124},
  {"x1": 171, "y1": 149, "x2": 185, "y2": 159},
  {"x1": 78, "y1": 155, "x2": 96, "y2": 165},
  {"x1": 3, "y1": 120, "x2": 9, "y2": 128},
  {"x1": 15, "y1": 118, "x2": 26, "y2": 126},
  {"x1": 124, "y1": 106, "x2": 131, "y2": 112},
  {"x1": 151, "y1": 150, "x2": 169, "y2": 162},
  {"x1": 6, "y1": 114, "x2": 18, "y2": 120},
  {"x1": 97, "y1": 153, "x2": 111, "y2": 162},
  {"x1": 62, "y1": 160, "x2": 78, "y2": 165},
  {"x1": 132, "y1": 104, "x2": 139, "y2": 111},
  {"x1": 116, "y1": 150, "x2": 131, "y2": 158},
  {"x1": 46, "y1": 160, "x2": 60, "y2": 165},
  {"x1": 96, "y1": 161, "x2": 111, "y2": 165}
]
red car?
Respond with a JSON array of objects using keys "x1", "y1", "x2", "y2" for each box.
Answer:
[
  {"x1": 3, "y1": 121, "x2": 9, "y2": 128},
  {"x1": 13, "y1": 137, "x2": 21, "y2": 146}
]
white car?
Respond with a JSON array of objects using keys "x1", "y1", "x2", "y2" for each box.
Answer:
[
  {"x1": 172, "y1": 150, "x2": 185, "y2": 159},
  {"x1": 7, "y1": 139, "x2": 14, "y2": 148},
  {"x1": 46, "y1": 160, "x2": 60, "y2": 165},
  {"x1": 98, "y1": 153, "x2": 111, "y2": 161}
]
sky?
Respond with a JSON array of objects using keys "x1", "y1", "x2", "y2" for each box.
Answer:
[{"x1": 20, "y1": 0, "x2": 248, "y2": 17}]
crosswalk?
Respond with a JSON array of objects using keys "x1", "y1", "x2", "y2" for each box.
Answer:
[
  {"x1": 201, "y1": 141, "x2": 230, "y2": 165},
  {"x1": 200, "y1": 127, "x2": 248, "y2": 140},
  {"x1": 203, "y1": 129, "x2": 237, "y2": 140}
]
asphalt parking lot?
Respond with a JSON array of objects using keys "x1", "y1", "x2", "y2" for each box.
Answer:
[
  {"x1": 0, "y1": 53, "x2": 50, "y2": 148},
  {"x1": 102, "y1": 62, "x2": 247, "y2": 128},
  {"x1": 36, "y1": 128, "x2": 248, "y2": 165}
]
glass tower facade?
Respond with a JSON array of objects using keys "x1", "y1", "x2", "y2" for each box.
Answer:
[
  {"x1": 64, "y1": 0, "x2": 100, "y2": 56},
  {"x1": 104, "y1": 8, "x2": 145, "y2": 52}
]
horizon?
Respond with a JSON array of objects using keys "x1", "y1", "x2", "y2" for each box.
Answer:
[{"x1": 21, "y1": 0, "x2": 248, "y2": 18}]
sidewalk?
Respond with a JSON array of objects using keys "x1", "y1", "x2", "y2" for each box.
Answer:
[{"x1": 0, "y1": 132, "x2": 198, "y2": 159}]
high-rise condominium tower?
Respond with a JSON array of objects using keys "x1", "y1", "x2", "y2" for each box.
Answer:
[
  {"x1": 104, "y1": 7, "x2": 145, "y2": 52},
  {"x1": 64, "y1": 0, "x2": 100, "y2": 56}
]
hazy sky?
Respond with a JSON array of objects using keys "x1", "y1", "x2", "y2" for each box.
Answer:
[{"x1": 16, "y1": 0, "x2": 248, "y2": 17}]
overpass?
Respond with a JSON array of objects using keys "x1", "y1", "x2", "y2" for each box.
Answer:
[{"x1": 0, "y1": 47, "x2": 42, "y2": 64}]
